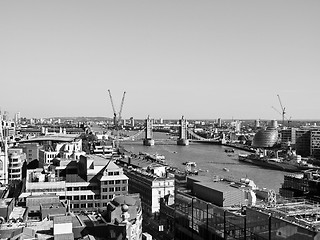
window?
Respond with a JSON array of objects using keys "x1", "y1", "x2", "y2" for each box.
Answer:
[
  {"x1": 88, "y1": 195, "x2": 93, "y2": 200},
  {"x1": 95, "y1": 195, "x2": 101, "y2": 199},
  {"x1": 122, "y1": 180, "x2": 127, "y2": 184},
  {"x1": 109, "y1": 187, "x2": 114, "y2": 192},
  {"x1": 74, "y1": 187, "x2": 79, "y2": 191},
  {"x1": 80, "y1": 187, "x2": 86, "y2": 190},
  {"x1": 95, "y1": 203, "x2": 100, "y2": 207},
  {"x1": 108, "y1": 172, "x2": 114, "y2": 176},
  {"x1": 102, "y1": 195, "x2": 108, "y2": 199},
  {"x1": 115, "y1": 180, "x2": 120, "y2": 184},
  {"x1": 74, "y1": 204, "x2": 79, "y2": 208},
  {"x1": 109, "y1": 180, "x2": 114, "y2": 185},
  {"x1": 74, "y1": 196, "x2": 79, "y2": 200},
  {"x1": 80, "y1": 204, "x2": 86, "y2": 208},
  {"x1": 67, "y1": 196, "x2": 72, "y2": 200},
  {"x1": 88, "y1": 203, "x2": 93, "y2": 208},
  {"x1": 67, "y1": 187, "x2": 72, "y2": 191},
  {"x1": 109, "y1": 195, "x2": 113, "y2": 199},
  {"x1": 103, "y1": 202, "x2": 108, "y2": 207},
  {"x1": 115, "y1": 187, "x2": 120, "y2": 191},
  {"x1": 81, "y1": 195, "x2": 86, "y2": 200},
  {"x1": 103, "y1": 188, "x2": 108, "y2": 192},
  {"x1": 114, "y1": 171, "x2": 119, "y2": 175},
  {"x1": 122, "y1": 187, "x2": 126, "y2": 191}
]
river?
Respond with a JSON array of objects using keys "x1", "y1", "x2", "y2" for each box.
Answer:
[{"x1": 121, "y1": 132, "x2": 289, "y2": 192}]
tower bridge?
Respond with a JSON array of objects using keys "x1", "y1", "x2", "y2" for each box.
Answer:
[
  {"x1": 111, "y1": 116, "x2": 224, "y2": 146},
  {"x1": 143, "y1": 116, "x2": 189, "y2": 146}
]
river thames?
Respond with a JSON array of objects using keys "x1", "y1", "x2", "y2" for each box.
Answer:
[{"x1": 121, "y1": 132, "x2": 290, "y2": 192}]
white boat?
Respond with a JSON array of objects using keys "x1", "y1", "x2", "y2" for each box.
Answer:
[
  {"x1": 153, "y1": 153, "x2": 165, "y2": 160},
  {"x1": 185, "y1": 162, "x2": 198, "y2": 175}
]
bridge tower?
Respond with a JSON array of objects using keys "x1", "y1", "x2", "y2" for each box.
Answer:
[
  {"x1": 143, "y1": 116, "x2": 155, "y2": 146},
  {"x1": 177, "y1": 116, "x2": 189, "y2": 146}
]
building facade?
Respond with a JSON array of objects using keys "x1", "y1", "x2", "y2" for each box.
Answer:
[
  {"x1": 123, "y1": 167, "x2": 175, "y2": 214},
  {"x1": 296, "y1": 129, "x2": 311, "y2": 157},
  {"x1": 8, "y1": 148, "x2": 26, "y2": 182}
]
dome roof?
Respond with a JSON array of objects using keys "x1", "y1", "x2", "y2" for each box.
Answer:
[
  {"x1": 113, "y1": 196, "x2": 136, "y2": 206},
  {"x1": 252, "y1": 128, "x2": 278, "y2": 148},
  {"x1": 121, "y1": 204, "x2": 129, "y2": 212}
]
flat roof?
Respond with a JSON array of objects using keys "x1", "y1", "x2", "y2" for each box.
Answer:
[
  {"x1": 194, "y1": 181, "x2": 242, "y2": 193},
  {"x1": 19, "y1": 134, "x2": 80, "y2": 143}
]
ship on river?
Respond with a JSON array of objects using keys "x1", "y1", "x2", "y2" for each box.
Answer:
[{"x1": 238, "y1": 153, "x2": 320, "y2": 172}]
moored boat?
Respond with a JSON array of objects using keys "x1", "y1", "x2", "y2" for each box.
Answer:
[{"x1": 238, "y1": 153, "x2": 320, "y2": 172}]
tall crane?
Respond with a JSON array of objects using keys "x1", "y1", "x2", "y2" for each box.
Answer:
[
  {"x1": 277, "y1": 94, "x2": 286, "y2": 128},
  {"x1": 107, "y1": 90, "x2": 126, "y2": 148}
]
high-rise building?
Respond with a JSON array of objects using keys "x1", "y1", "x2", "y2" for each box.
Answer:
[
  {"x1": 217, "y1": 118, "x2": 222, "y2": 127},
  {"x1": 130, "y1": 117, "x2": 135, "y2": 127},
  {"x1": 254, "y1": 119, "x2": 260, "y2": 129},
  {"x1": 296, "y1": 129, "x2": 311, "y2": 157},
  {"x1": 280, "y1": 128, "x2": 297, "y2": 148},
  {"x1": 14, "y1": 112, "x2": 21, "y2": 125},
  {"x1": 8, "y1": 148, "x2": 26, "y2": 182},
  {"x1": 311, "y1": 129, "x2": 320, "y2": 159},
  {"x1": 2, "y1": 111, "x2": 9, "y2": 121},
  {"x1": 0, "y1": 142, "x2": 8, "y2": 185}
]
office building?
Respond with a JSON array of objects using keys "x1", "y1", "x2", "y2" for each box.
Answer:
[
  {"x1": 7, "y1": 148, "x2": 26, "y2": 182},
  {"x1": 296, "y1": 129, "x2": 311, "y2": 157},
  {"x1": 22, "y1": 155, "x2": 128, "y2": 212}
]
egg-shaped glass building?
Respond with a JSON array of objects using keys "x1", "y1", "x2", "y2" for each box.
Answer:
[{"x1": 252, "y1": 128, "x2": 278, "y2": 148}]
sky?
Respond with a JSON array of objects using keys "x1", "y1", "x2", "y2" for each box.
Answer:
[{"x1": 1, "y1": 1, "x2": 320, "y2": 120}]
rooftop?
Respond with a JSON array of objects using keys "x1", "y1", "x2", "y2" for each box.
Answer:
[{"x1": 256, "y1": 198, "x2": 320, "y2": 231}]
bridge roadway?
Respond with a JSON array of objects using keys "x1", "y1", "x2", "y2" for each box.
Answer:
[{"x1": 120, "y1": 138, "x2": 222, "y2": 144}]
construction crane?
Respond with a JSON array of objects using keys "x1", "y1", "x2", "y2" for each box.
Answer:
[
  {"x1": 107, "y1": 90, "x2": 126, "y2": 148},
  {"x1": 277, "y1": 94, "x2": 286, "y2": 128},
  {"x1": 271, "y1": 106, "x2": 292, "y2": 127}
]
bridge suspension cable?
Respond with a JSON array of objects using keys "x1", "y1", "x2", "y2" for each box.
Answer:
[
  {"x1": 187, "y1": 129, "x2": 221, "y2": 141},
  {"x1": 108, "y1": 128, "x2": 146, "y2": 141}
]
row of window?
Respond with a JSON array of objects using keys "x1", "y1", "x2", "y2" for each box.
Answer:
[
  {"x1": 102, "y1": 180, "x2": 127, "y2": 185},
  {"x1": 102, "y1": 186, "x2": 126, "y2": 192},
  {"x1": 71, "y1": 202, "x2": 109, "y2": 208},
  {"x1": 62, "y1": 194, "x2": 114, "y2": 201},
  {"x1": 26, "y1": 188, "x2": 65, "y2": 192}
]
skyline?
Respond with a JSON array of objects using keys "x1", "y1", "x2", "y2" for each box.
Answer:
[{"x1": 1, "y1": 1, "x2": 320, "y2": 120}]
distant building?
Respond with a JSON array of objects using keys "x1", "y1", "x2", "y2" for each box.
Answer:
[
  {"x1": 18, "y1": 143, "x2": 43, "y2": 167},
  {"x1": 217, "y1": 118, "x2": 222, "y2": 128},
  {"x1": 311, "y1": 129, "x2": 320, "y2": 159},
  {"x1": 0, "y1": 142, "x2": 8, "y2": 185},
  {"x1": 130, "y1": 117, "x2": 135, "y2": 127},
  {"x1": 39, "y1": 138, "x2": 84, "y2": 166},
  {"x1": 280, "y1": 127, "x2": 297, "y2": 148},
  {"x1": 296, "y1": 129, "x2": 311, "y2": 157}
]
